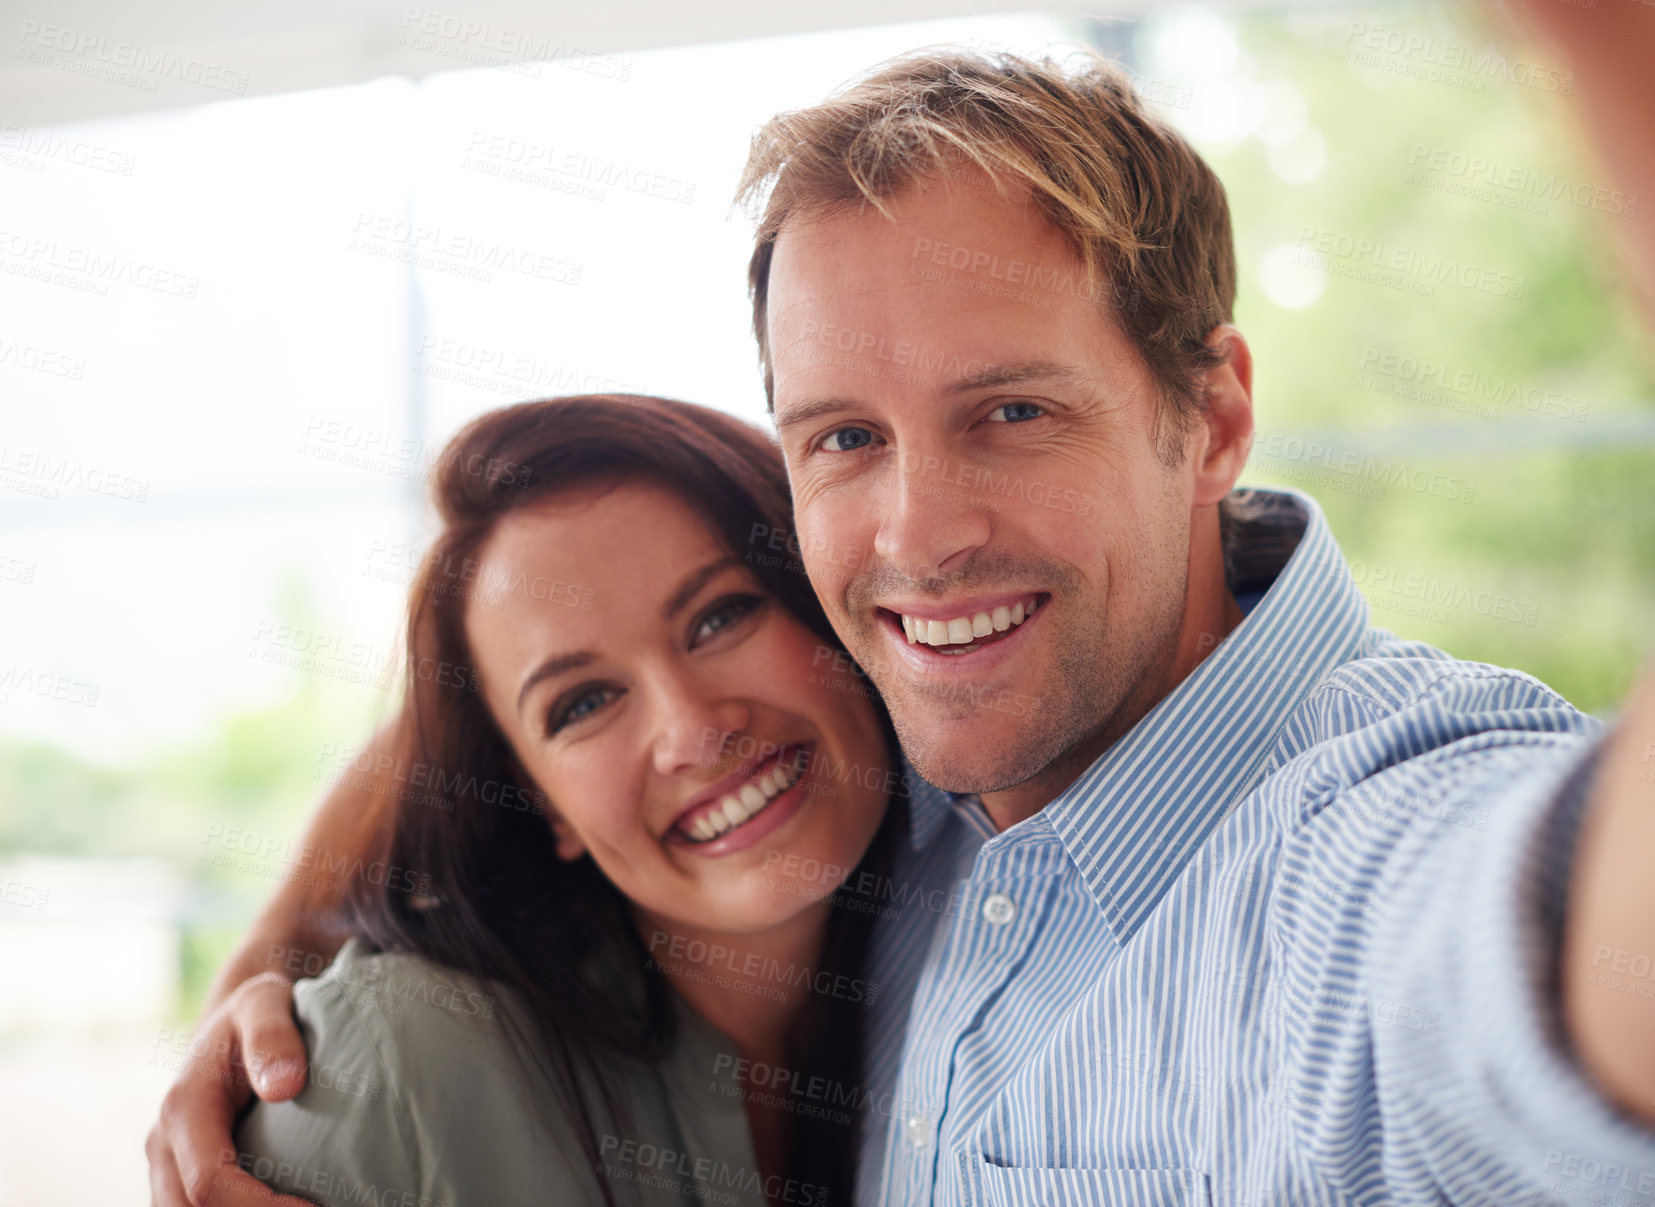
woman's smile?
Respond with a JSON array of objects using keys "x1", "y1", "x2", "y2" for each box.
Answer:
[
  {"x1": 669, "y1": 740, "x2": 810, "y2": 840},
  {"x1": 667, "y1": 741, "x2": 815, "y2": 854}
]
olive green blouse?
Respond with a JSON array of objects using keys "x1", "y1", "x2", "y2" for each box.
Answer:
[{"x1": 234, "y1": 939, "x2": 777, "y2": 1207}]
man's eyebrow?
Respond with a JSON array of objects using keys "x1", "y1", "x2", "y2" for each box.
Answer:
[
  {"x1": 773, "y1": 396, "x2": 859, "y2": 433},
  {"x1": 775, "y1": 362, "x2": 1095, "y2": 432},
  {"x1": 944, "y1": 360, "x2": 1094, "y2": 395}
]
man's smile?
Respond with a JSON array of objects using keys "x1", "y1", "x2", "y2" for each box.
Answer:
[{"x1": 877, "y1": 592, "x2": 1049, "y2": 665}]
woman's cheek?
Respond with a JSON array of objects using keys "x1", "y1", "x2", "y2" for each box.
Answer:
[
  {"x1": 764, "y1": 617, "x2": 832, "y2": 683},
  {"x1": 575, "y1": 744, "x2": 661, "y2": 856}
]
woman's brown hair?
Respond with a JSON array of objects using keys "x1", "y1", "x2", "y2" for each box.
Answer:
[{"x1": 347, "y1": 394, "x2": 899, "y2": 1204}]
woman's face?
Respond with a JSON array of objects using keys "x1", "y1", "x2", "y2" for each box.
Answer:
[{"x1": 465, "y1": 478, "x2": 893, "y2": 941}]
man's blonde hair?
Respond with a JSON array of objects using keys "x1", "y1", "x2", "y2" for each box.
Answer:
[{"x1": 736, "y1": 48, "x2": 1237, "y2": 447}]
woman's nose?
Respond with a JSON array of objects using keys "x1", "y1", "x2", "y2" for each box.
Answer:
[{"x1": 650, "y1": 683, "x2": 752, "y2": 779}]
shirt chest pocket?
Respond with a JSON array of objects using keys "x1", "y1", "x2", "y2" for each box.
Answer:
[{"x1": 973, "y1": 1156, "x2": 1212, "y2": 1207}]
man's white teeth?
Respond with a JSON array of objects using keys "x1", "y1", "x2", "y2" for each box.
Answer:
[
  {"x1": 901, "y1": 597, "x2": 1040, "y2": 647},
  {"x1": 686, "y1": 754, "x2": 804, "y2": 842}
]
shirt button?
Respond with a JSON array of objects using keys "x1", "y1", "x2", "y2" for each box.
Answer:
[
  {"x1": 905, "y1": 1113, "x2": 929, "y2": 1146},
  {"x1": 981, "y1": 892, "x2": 1017, "y2": 926}
]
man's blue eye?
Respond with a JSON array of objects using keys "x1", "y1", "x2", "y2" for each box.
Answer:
[
  {"x1": 822, "y1": 426, "x2": 876, "y2": 452},
  {"x1": 987, "y1": 402, "x2": 1045, "y2": 423}
]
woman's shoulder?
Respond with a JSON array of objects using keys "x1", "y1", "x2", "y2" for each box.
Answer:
[
  {"x1": 236, "y1": 939, "x2": 588, "y2": 1205},
  {"x1": 238, "y1": 939, "x2": 770, "y2": 1206},
  {"x1": 295, "y1": 937, "x2": 507, "y2": 1047},
  {"x1": 289, "y1": 939, "x2": 556, "y2": 1140}
]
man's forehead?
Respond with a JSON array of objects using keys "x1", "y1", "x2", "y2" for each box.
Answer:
[
  {"x1": 763, "y1": 178, "x2": 1116, "y2": 415},
  {"x1": 771, "y1": 180, "x2": 1075, "y2": 276}
]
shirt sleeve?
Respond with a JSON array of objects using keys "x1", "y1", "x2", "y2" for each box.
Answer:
[
  {"x1": 1270, "y1": 676, "x2": 1655, "y2": 1204},
  {"x1": 233, "y1": 968, "x2": 428, "y2": 1207}
]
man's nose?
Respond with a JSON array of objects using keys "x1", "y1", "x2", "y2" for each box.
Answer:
[{"x1": 872, "y1": 448, "x2": 993, "y2": 583}]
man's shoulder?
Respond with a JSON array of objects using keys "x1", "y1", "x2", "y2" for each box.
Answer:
[
  {"x1": 1256, "y1": 639, "x2": 1598, "y2": 807},
  {"x1": 1295, "y1": 637, "x2": 1584, "y2": 738}
]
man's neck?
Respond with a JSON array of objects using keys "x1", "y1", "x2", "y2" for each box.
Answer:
[{"x1": 979, "y1": 512, "x2": 1243, "y2": 833}]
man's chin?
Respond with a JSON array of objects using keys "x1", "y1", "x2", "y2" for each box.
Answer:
[
  {"x1": 872, "y1": 673, "x2": 1068, "y2": 793},
  {"x1": 898, "y1": 730, "x2": 1043, "y2": 798}
]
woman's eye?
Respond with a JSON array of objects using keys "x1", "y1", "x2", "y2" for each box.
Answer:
[
  {"x1": 986, "y1": 401, "x2": 1045, "y2": 423},
  {"x1": 547, "y1": 685, "x2": 620, "y2": 736},
  {"x1": 693, "y1": 594, "x2": 762, "y2": 646},
  {"x1": 820, "y1": 426, "x2": 878, "y2": 453}
]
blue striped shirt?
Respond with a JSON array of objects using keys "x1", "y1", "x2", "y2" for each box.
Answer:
[{"x1": 854, "y1": 487, "x2": 1655, "y2": 1206}]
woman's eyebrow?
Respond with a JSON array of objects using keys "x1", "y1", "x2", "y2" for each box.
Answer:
[
  {"x1": 515, "y1": 557, "x2": 744, "y2": 715},
  {"x1": 660, "y1": 556, "x2": 744, "y2": 622},
  {"x1": 516, "y1": 650, "x2": 596, "y2": 715}
]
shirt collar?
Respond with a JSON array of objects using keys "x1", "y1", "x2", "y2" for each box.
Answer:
[{"x1": 1038, "y1": 486, "x2": 1372, "y2": 941}]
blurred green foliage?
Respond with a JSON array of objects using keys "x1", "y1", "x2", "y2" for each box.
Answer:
[
  {"x1": 1192, "y1": 2, "x2": 1655, "y2": 712},
  {"x1": 0, "y1": 629, "x2": 384, "y2": 1018}
]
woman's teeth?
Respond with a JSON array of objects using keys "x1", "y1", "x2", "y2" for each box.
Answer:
[
  {"x1": 900, "y1": 597, "x2": 1040, "y2": 648},
  {"x1": 685, "y1": 755, "x2": 804, "y2": 842}
]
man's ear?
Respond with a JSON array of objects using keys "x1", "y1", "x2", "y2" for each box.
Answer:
[{"x1": 1190, "y1": 324, "x2": 1255, "y2": 508}]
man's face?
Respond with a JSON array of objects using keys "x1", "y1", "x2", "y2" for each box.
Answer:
[{"x1": 766, "y1": 179, "x2": 1207, "y2": 804}]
